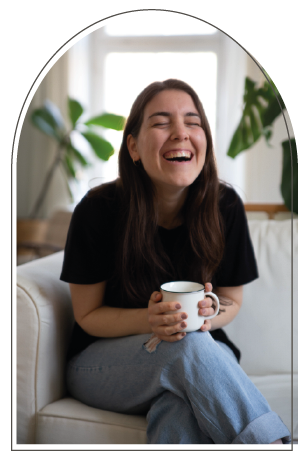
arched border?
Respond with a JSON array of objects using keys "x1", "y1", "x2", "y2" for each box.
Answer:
[
  {"x1": 12, "y1": 9, "x2": 294, "y2": 450},
  {"x1": 11, "y1": 9, "x2": 293, "y2": 167}
]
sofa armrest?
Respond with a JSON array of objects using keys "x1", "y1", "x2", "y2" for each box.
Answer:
[{"x1": 17, "y1": 251, "x2": 74, "y2": 444}]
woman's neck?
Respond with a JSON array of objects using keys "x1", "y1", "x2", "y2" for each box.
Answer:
[{"x1": 155, "y1": 186, "x2": 188, "y2": 229}]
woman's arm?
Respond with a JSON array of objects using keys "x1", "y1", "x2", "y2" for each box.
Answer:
[
  {"x1": 69, "y1": 282, "x2": 152, "y2": 337},
  {"x1": 198, "y1": 285, "x2": 243, "y2": 332},
  {"x1": 70, "y1": 283, "x2": 191, "y2": 339}
]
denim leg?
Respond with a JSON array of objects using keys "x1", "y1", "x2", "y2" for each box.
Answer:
[
  {"x1": 146, "y1": 391, "x2": 213, "y2": 444},
  {"x1": 67, "y1": 331, "x2": 291, "y2": 444}
]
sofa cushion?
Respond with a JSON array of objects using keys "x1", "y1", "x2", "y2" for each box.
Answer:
[
  {"x1": 36, "y1": 398, "x2": 147, "y2": 444},
  {"x1": 36, "y1": 370, "x2": 297, "y2": 445},
  {"x1": 224, "y1": 219, "x2": 298, "y2": 376}
]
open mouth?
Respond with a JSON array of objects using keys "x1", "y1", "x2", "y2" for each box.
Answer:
[{"x1": 163, "y1": 151, "x2": 193, "y2": 162}]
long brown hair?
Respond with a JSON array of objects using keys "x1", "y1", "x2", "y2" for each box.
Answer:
[{"x1": 93, "y1": 79, "x2": 225, "y2": 308}]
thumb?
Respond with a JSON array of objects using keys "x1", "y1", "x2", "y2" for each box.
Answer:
[{"x1": 151, "y1": 291, "x2": 162, "y2": 302}]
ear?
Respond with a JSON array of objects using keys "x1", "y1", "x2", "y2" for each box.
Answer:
[{"x1": 127, "y1": 134, "x2": 140, "y2": 162}]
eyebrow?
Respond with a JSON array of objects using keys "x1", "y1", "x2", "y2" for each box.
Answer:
[{"x1": 148, "y1": 111, "x2": 201, "y2": 119}]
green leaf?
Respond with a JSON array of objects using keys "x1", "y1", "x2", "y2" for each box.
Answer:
[
  {"x1": 227, "y1": 127, "x2": 243, "y2": 159},
  {"x1": 43, "y1": 100, "x2": 66, "y2": 132},
  {"x1": 227, "y1": 76, "x2": 285, "y2": 158},
  {"x1": 85, "y1": 113, "x2": 126, "y2": 131},
  {"x1": 281, "y1": 138, "x2": 298, "y2": 214},
  {"x1": 68, "y1": 98, "x2": 84, "y2": 127},
  {"x1": 31, "y1": 100, "x2": 66, "y2": 141},
  {"x1": 31, "y1": 109, "x2": 59, "y2": 140},
  {"x1": 63, "y1": 154, "x2": 77, "y2": 179},
  {"x1": 227, "y1": 112, "x2": 260, "y2": 159},
  {"x1": 261, "y1": 95, "x2": 284, "y2": 127},
  {"x1": 68, "y1": 144, "x2": 91, "y2": 167},
  {"x1": 262, "y1": 126, "x2": 273, "y2": 147},
  {"x1": 80, "y1": 131, "x2": 115, "y2": 161},
  {"x1": 248, "y1": 107, "x2": 262, "y2": 144}
]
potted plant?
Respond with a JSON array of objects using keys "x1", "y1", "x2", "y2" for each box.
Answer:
[
  {"x1": 227, "y1": 72, "x2": 298, "y2": 214},
  {"x1": 17, "y1": 98, "x2": 125, "y2": 262},
  {"x1": 29, "y1": 97, "x2": 126, "y2": 217}
]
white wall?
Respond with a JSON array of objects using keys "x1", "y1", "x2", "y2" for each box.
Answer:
[{"x1": 17, "y1": 52, "x2": 72, "y2": 219}]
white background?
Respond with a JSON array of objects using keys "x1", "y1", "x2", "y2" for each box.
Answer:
[{"x1": 5, "y1": 0, "x2": 304, "y2": 455}]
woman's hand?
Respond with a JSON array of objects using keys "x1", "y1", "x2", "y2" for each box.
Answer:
[
  {"x1": 148, "y1": 291, "x2": 188, "y2": 342},
  {"x1": 198, "y1": 283, "x2": 215, "y2": 332}
]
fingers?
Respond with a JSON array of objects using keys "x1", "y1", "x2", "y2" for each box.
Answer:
[
  {"x1": 198, "y1": 297, "x2": 215, "y2": 317},
  {"x1": 150, "y1": 291, "x2": 162, "y2": 303},
  {"x1": 200, "y1": 319, "x2": 212, "y2": 332},
  {"x1": 148, "y1": 309, "x2": 188, "y2": 334},
  {"x1": 149, "y1": 294, "x2": 182, "y2": 315},
  {"x1": 149, "y1": 320, "x2": 188, "y2": 341},
  {"x1": 148, "y1": 292, "x2": 188, "y2": 339},
  {"x1": 200, "y1": 284, "x2": 213, "y2": 332},
  {"x1": 155, "y1": 331, "x2": 187, "y2": 342}
]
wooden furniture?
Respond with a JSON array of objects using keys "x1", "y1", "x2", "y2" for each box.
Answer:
[
  {"x1": 244, "y1": 204, "x2": 289, "y2": 220},
  {"x1": 17, "y1": 210, "x2": 72, "y2": 265}
]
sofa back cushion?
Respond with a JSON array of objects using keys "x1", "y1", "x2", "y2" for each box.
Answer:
[{"x1": 224, "y1": 219, "x2": 298, "y2": 376}]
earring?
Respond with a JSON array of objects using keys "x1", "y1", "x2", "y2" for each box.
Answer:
[{"x1": 133, "y1": 159, "x2": 142, "y2": 166}]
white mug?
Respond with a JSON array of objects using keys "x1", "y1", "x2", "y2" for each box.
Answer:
[{"x1": 160, "y1": 281, "x2": 220, "y2": 332}]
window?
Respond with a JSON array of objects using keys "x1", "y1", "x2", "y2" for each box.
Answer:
[{"x1": 69, "y1": 12, "x2": 247, "y2": 198}]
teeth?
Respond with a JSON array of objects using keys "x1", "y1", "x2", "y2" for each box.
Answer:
[{"x1": 163, "y1": 151, "x2": 192, "y2": 159}]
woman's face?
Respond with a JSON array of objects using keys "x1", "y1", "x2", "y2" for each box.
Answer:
[{"x1": 127, "y1": 89, "x2": 207, "y2": 194}]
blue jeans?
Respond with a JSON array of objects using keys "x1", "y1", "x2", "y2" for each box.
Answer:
[{"x1": 66, "y1": 331, "x2": 291, "y2": 444}]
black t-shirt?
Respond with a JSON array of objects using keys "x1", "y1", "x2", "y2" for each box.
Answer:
[{"x1": 60, "y1": 180, "x2": 258, "y2": 362}]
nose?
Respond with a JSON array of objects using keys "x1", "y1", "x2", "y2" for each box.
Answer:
[{"x1": 170, "y1": 120, "x2": 189, "y2": 141}]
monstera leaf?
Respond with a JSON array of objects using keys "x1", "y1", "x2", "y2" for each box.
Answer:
[
  {"x1": 227, "y1": 77, "x2": 285, "y2": 159},
  {"x1": 227, "y1": 74, "x2": 297, "y2": 215}
]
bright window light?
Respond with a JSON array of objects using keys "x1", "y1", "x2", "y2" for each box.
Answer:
[{"x1": 103, "y1": 52, "x2": 217, "y2": 181}]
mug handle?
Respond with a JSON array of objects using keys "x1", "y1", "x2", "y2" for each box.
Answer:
[{"x1": 203, "y1": 292, "x2": 220, "y2": 319}]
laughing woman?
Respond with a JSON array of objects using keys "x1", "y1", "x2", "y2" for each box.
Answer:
[{"x1": 60, "y1": 79, "x2": 291, "y2": 444}]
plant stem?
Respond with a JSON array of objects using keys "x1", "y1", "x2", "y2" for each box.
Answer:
[{"x1": 29, "y1": 143, "x2": 65, "y2": 218}]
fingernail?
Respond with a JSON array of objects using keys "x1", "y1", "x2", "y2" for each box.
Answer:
[
  {"x1": 181, "y1": 313, "x2": 187, "y2": 319},
  {"x1": 180, "y1": 322, "x2": 186, "y2": 328},
  {"x1": 199, "y1": 300, "x2": 206, "y2": 307},
  {"x1": 175, "y1": 304, "x2": 181, "y2": 309},
  {"x1": 181, "y1": 332, "x2": 186, "y2": 337},
  {"x1": 155, "y1": 293, "x2": 160, "y2": 299}
]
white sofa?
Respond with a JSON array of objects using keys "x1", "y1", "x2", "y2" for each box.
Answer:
[{"x1": 16, "y1": 218, "x2": 298, "y2": 444}]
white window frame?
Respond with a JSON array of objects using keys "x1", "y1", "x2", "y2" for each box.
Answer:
[{"x1": 70, "y1": 25, "x2": 248, "y2": 198}]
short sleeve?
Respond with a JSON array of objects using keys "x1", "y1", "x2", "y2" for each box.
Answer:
[
  {"x1": 213, "y1": 186, "x2": 259, "y2": 288},
  {"x1": 60, "y1": 191, "x2": 116, "y2": 284}
]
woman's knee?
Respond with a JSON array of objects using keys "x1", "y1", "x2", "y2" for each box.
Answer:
[
  {"x1": 175, "y1": 330, "x2": 219, "y2": 357},
  {"x1": 151, "y1": 331, "x2": 220, "y2": 368}
]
